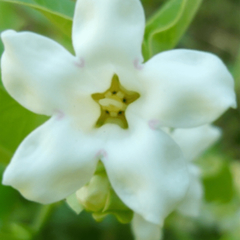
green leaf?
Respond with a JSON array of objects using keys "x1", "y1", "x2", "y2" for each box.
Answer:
[
  {"x1": 0, "y1": 0, "x2": 75, "y2": 36},
  {"x1": 0, "y1": 164, "x2": 18, "y2": 219},
  {"x1": 0, "y1": 87, "x2": 47, "y2": 164},
  {"x1": 0, "y1": 2, "x2": 26, "y2": 31},
  {"x1": 11, "y1": 223, "x2": 32, "y2": 240},
  {"x1": 143, "y1": 0, "x2": 202, "y2": 60},
  {"x1": 203, "y1": 161, "x2": 234, "y2": 203}
]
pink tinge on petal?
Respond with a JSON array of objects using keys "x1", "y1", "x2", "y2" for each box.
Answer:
[
  {"x1": 96, "y1": 149, "x2": 108, "y2": 159},
  {"x1": 55, "y1": 110, "x2": 65, "y2": 120},
  {"x1": 74, "y1": 57, "x2": 85, "y2": 68},
  {"x1": 148, "y1": 119, "x2": 160, "y2": 130},
  {"x1": 133, "y1": 58, "x2": 144, "y2": 70}
]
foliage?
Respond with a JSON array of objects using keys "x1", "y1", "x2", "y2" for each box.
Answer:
[
  {"x1": 142, "y1": 0, "x2": 202, "y2": 60},
  {"x1": 0, "y1": 0, "x2": 74, "y2": 35}
]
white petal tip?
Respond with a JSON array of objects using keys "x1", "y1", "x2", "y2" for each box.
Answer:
[
  {"x1": 231, "y1": 99, "x2": 237, "y2": 109},
  {"x1": 209, "y1": 125, "x2": 222, "y2": 141},
  {"x1": 1, "y1": 178, "x2": 9, "y2": 186},
  {"x1": 2, "y1": 169, "x2": 13, "y2": 186},
  {"x1": 1, "y1": 29, "x2": 17, "y2": 41}
]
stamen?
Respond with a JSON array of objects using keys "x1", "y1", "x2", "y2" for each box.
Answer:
[
  {"x1": 116, "y1": 91, "x2": 124, "y2": 99},
  {"x1": 99, "y1": 98, "x2": 124, "y2": 109}
]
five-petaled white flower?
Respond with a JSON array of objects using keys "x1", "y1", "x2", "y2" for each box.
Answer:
[{"x1": 1, "y1": 0, "x2": 236, "y2": 227}]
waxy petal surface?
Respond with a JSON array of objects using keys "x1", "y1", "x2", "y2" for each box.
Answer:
[
  {"x1": 140, "y1": 50, "x2": 236, "y2": 128},
  {"x1": 2, "y1": 117, "x2": 101, "y2": 204},
  {"x1": 100, "y1": 120, "x2": 189, "y2": 225},
  {"x1": 171, "y1": 125, "x2": 220, "y2": 216},
  {"x1": 177, "y1": 165, "x2": 203, "y2": 217},
  {"x1": 171, "y1": 125, "x2": 221, "y2": 161},
  {"x1": 1, "y1": 30, "x2": 81, "y2": 115},
  {"x1": 72, "y1": 0, "x2": 145, "y2": 66}
]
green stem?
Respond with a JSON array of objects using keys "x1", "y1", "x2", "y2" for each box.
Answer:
[{"x1": 31, "y1": 204, "x2": 54, "y2": 236}]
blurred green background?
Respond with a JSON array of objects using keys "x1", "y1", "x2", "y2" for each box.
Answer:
[{"x1": 0, "y1": 0, "x2": 239, "y2": 239}]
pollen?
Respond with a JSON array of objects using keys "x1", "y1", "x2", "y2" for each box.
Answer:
[{"x1": 92, "y1": 74, "x2": 140, "y2": 129}]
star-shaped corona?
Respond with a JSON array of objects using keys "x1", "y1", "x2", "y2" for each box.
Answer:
[{"x1": 92, "y1": 74, "x2": 140, "y2": 129}]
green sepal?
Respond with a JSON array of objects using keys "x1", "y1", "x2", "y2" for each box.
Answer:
[
  {"x1": 94, "y1": 161, "x2": 106, "y2": 174},
  {"x1": 66, "y1": 193, "x2": 83, "y2": 215},
  {"x1": 91, "y1": 188, "x2": 134, "y2": 224},
  {"x1": 99, "y1": 188, "x2": 133, "y2": 224},
  {"x1": 73, "y1": 161, "x2": 133, "y2": 224},
  {"x1": 92, "y1": 210, "x2": 133, "y2": 224}
]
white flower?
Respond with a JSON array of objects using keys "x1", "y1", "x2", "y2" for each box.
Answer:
[
  {"x1": 1, "y1": 0, "x2": 236, "y2": 226},
  {"x1": 132, "y1": 124, "x2": 222, "y2": 240}
]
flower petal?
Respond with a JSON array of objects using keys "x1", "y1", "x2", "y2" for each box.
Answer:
[
  {"x1": 1, "y1": 30, "x2": 92, "y2": 116},
  {"x1": 177, "y1": 164, "x2": 203, "y2": 217},
  {"x1": 100, "y1": 119, "x2": 189, "y2": 225},
  {"x1": 171, "y1": 125, "x2": 221, "y2": 161},
  {"x1": 2, "y1": 117, "x2": 101, "y2": 204},
  {"x1": 140, "y1": 50, "x2": 236, "y2": 128},
  {"x1": 72, "y1": 0, "x2": 145, "y2": 66},
  {"x1": 132, "y1": 214, "x2": 162, "y2": 240}
]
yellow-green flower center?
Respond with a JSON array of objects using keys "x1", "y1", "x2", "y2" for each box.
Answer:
[{"x1": 92, "y1": 74, "x2": 140, "y2": 129}]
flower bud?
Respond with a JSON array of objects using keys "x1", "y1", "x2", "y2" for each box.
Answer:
[
  {"x1": 75, "y1": 161, "x2": 133, "y2": 223},
  {"x1": 76, "y1": 172, "x2": 110, "y2": 212}
]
